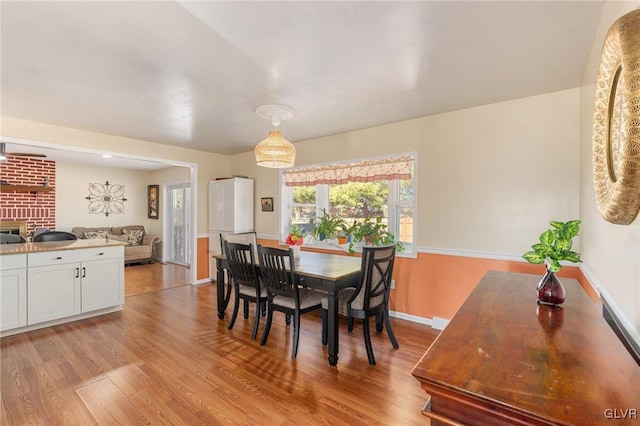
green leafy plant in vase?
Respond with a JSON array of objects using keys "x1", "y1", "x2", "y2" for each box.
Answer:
[
  {"x1": 347, "y1": 217, "x2": 404, "y2": 254},
  {"x1": 522, "y1": 220, "x2": 581, "y2": 306},
  {"x1": 312, "y1": 209, "x2": 346, "y2": 242}
]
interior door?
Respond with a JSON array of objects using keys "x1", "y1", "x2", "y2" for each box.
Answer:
[{"x1": 166, "y1": 183, "x2": 191, "y2": 265}]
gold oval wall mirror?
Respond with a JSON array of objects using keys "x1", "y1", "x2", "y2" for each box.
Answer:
[{"x1": 592, "y1": 9, "x2": 640, "y2": 225}]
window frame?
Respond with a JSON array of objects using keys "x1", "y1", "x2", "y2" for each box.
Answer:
[{"x1": 279, "y1": 152, "x2": 418, "y2": 258}]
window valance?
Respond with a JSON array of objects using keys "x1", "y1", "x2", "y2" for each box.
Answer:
[{"x1": 283, "y1": 156, "x2": 413, "y2": 187}]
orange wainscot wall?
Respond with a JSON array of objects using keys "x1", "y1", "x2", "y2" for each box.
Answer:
[{"x1": 197, "y1": 237, "x2": 598, "y2": 321}]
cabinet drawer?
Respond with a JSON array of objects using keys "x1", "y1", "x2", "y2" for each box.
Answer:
[
  {"x1": 28, "y1": 246, "x2": 123, "y2": 267},
  {"x1": 0, "y1": 254, "x2": 27, "y2": 270}
]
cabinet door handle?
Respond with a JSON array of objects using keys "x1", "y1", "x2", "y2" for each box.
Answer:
[
  {"x1": 82, "y1": 267, "x2": 86, "y2": 278},
  {"x1": 75, "y1": 267, "x2": 80, "y2": 278},
  {"x1": 56, "y1": 256, "x2": 63, "y2": 260},
  {"x1": 98, "y1": 252, "x2": 104, "y2": 256}
]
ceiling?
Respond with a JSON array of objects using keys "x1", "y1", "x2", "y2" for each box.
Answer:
[{"x1": 1, "y1": 1, "x2": 605, "y2": 168}]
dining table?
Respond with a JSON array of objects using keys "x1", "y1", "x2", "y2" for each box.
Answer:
[{"x1": 213, "y1": 250, "x2": 362, "y2": 366}]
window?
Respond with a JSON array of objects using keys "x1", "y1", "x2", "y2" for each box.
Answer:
[{"x1": 280, "y1": 154, "x2": 417, "y2": 255}]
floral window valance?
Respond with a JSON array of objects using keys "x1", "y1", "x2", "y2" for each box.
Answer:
[{"x1": 283, "y1": 156, "x2": 413, "y2": 187}]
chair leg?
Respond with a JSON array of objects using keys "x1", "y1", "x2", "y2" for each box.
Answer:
[
  {"x1": 228, "y1": 292, "x2": 240, "y2": 331},
  {"x1": 363, "y1": 317, "x2": 376, "y2": 365},
  {"x1": 292, "y1": 312, "x2": 300, "y2": 359},
  {"x1": 347, "y1": 316, "x2": 354, "y2": 332},
  {"x1": 376, "y1": 312, "x2": 384, "y2": 332},
  {"x1": 251, "y1": 299, "x2": 261, "y2": 341},
  {"x1": 384, "y1": 310, "x2": 399, "y2": 349},
  {"x1": 285, "y1": 313, "x2": 292, "y2": 325},
  {"x1": 260, "y1": 304, "x2": 274, "y2": 346},
  {"x1": 321, "y1": 309, "x2": 328, "y2": 345},
  {"x1": 261, "y1": 301, "x2": 266, "y2": 317},
  {"x1": 243, "y1": 299, "x2": 249, "y2": 319}
]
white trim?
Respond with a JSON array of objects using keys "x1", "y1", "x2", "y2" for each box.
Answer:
[
  {"x1": 194, "y1": 278, "x2": 213, "y2": 285},
  {"x1": 418, "y1": 246, "x2": 528, "y2": 262},
  {"x1": 580, "y1": 264, "x2": 640, "y2": 350},
  {"x1": 388, "y1": 310, "x2": 450, "y2": 330},
  {"x1": 389, "y1": 310, "x2": 432, "y2": 326}
]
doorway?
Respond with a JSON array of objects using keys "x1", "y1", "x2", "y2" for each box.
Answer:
[{"x1": 165, "y1": 183, "x2": 191, "y2": 265}]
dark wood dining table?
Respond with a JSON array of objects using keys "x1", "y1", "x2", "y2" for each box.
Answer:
[{"x1": 214, "y1": 250, "x2": 362, "y2": 366}]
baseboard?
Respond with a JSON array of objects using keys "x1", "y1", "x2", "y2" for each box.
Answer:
[{"x1": 389, "y1": 310, "x2": 450, "y2": 330}]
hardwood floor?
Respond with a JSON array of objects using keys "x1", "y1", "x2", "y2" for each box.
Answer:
[
  {"x1": 1, "y1": 263, "x2": 439, "y2": 425},
  {"x1": 124, "y1": 261, "x2": 190, "y2": 297}
]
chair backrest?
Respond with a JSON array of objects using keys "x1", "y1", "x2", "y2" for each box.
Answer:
[
  {"x1": 33, "y1": 231, "x2": 78, "y2": 242},
  {"x1": 258, "y1": 246, "x2": 298, "y2": 300},
  {"x1": 220, "y1": 232, "x2": 259, "y2": 263},
  {"x1": 350, "y1": 245, "x2": 396, "y2": 311},
  {"x1": 0, "y1": 234, "x2": 26, "y2": 244},
  {"x1": 223, "y1": 241, "x2": 260, "y2": 289}
]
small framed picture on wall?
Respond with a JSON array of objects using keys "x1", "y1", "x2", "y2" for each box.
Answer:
[
  {"x1": 261, "y1": 197, "x2": 274, "y2": 212},
  {"x1": 148, "y1": 185, "x2": 159, "y2": 219}
]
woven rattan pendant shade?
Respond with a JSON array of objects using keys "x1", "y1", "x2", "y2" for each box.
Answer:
[
  {"x1": 255, "y1": 130, "x2": 296, "y2": 168},
  {"x1": 254, "y1": 104, "x2": 297, "y2": 168}
]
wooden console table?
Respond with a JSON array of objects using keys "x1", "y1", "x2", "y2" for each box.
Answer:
[{"x1": 412, "y1": 271, "x2": 640, "y2": 425}]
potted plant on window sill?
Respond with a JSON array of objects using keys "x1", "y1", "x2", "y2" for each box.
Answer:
[
  {"x1": 522, "y1": 220, "x2": 581, "y2": 306},
  {"x1": 312, "y1": 209, "x2": 346, "y2": 243},
  {"x1": 347, "y1": 217, "x2": 403, "y2": 254}
]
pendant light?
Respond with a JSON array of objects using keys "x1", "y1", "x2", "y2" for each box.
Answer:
[{"x1": 254, "y1": 104, "x2": 296, "y2": 168}]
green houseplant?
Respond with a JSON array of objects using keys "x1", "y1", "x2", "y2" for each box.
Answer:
[
  {"x1": 348, "y1": 217, "x2": 403, "y2": 254},
  {"x1": 312, "y1": 209, "x2": 346, "y2": 241},
  {"x1": 522, "y1": 220, "x2": 581, "y2": 305}
]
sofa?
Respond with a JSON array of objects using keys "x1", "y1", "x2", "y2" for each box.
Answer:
[{"x1": 71, "y1": 225, "x2": 160, "y2": 265}]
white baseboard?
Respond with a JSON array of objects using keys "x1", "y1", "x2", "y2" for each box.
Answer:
[{"x1": 389, "y1": 310, "x2": 450, "y2": 330}]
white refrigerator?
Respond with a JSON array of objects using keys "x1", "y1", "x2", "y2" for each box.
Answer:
[{"x1": 208, "y1": 177, "x2": 254, "y2": 278}]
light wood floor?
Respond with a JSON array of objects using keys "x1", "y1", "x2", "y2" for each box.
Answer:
[{"x1": 1, "y1": 262, "x2": 439, "y2": 425}]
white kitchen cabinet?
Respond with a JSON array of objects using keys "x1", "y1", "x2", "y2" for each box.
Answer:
[
  {"x1": 27, "y1": 245, "x2": 123, "y2": 326},
  {"x1": 0, "y1": 254, "x2": 27, "y2": 331},
  {"x1": 81, "y1": 256, "x2": 124, "y2": 312},
  {"x1": 208, "y1": 178, "x2": 254, "y2": 233},
  {"x1": 27, "y1": 262, "x2": 81, "y2": 325}
]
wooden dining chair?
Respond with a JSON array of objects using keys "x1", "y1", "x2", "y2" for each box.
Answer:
[
  {"x1": 321, "y1": 244, "x2": 399, "y2": 365},
  {"x1": 258, "y1": 246, "x2": 324, "y2": 359},
  {"x1": 223, "y1": 241, "x2": 266, "y2": 341},
  {"x1": 221, "y1": 232, "x2": 260, "y2": 318}
]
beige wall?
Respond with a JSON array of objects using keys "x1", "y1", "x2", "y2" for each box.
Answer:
[
  {"x1": 1, "y1": 116, "x2": 230, "y2": 235},
  {"x1": 231, "y1": 88, "x2": 581, "y2": 257},
  {"x1": 579, "y1": 2, "x2": 640, "y2": 347},
  {"x1": 56, "y1": 162, "x2": 151, "y2": 231}
]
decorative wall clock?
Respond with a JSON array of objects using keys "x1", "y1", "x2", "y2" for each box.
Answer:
[
  {"x1": 592, "y1": 10, "x2": 640, "y2": 225},
  {"x1": 85, "y1": 181, "x2": 127, "y2": 216}
]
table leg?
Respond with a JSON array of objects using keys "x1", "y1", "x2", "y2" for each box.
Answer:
[
  {"x1": 216, "y1": 261, "x2": 226, "y2": 319},
  {"x1": 327, "y1": 290, "x2": 339, "y2": 366}
]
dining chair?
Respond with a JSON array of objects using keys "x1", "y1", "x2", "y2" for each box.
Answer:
[
  {"x1": 33, "y1": 231, "x2": 78, "y2": 242},
  {"x1": 221, "y1": 232, "x2": 260, "y2": 318},
  {"x1": 258, "y1": 246, "x2": 324, "y2": 359},
  {"x1": 223, "y1": 241, "x2": 266, "y2": 340},
  {"x1": 321, "y1": 244, "x2": 399, "y2": 365},
  {"x1": 0, "y1": 234, "x2": 26, "y2": 244}
]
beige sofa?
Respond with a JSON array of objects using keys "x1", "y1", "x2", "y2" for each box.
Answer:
[{"x1": 71, "y1": 225, "x2": 160, "y2": 264}]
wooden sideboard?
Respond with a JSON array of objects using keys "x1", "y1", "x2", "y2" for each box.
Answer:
[{"x1": 412, "y1": 271, "x2": 640, "y2": 425}]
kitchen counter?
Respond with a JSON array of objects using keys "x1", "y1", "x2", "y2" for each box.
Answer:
[
  {"x1": 1, "y1": 239, "x2": 125, "y2": 336},
  {"x1": 0, "y1": 239, "x2": 124, "y2": 256}
]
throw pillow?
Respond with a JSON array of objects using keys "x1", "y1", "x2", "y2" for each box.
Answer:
[
  {"x1": 106, "y1": 234, "x2": 129, "y2": 245},
  {"x1": 84, "y1": 230, "x2": 109, "y2": 239},
  {"x1": 122, "y1": 229, "x2": 144, "y2": 246}
]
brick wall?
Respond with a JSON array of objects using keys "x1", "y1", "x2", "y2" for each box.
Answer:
[{"x1": 0, "y1": 155, "x2": 56, "y2": 235}]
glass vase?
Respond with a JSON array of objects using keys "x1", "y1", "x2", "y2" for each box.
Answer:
[{"x1": 536, "y1": 269, "x2": 565, "y2": 306}]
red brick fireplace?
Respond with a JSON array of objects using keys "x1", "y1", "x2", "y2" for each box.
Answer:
[{"x1": 0, "y1": 155, "x2": 56, "y2": 237}]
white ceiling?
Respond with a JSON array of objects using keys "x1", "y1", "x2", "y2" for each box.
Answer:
[{"x1": 1, "y1": 1, "x2": 605, "y2": 168}]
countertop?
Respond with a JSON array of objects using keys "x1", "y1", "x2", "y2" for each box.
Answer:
[{"x1": 0, "y1": 239, "x2": 125, "y2": 255}]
